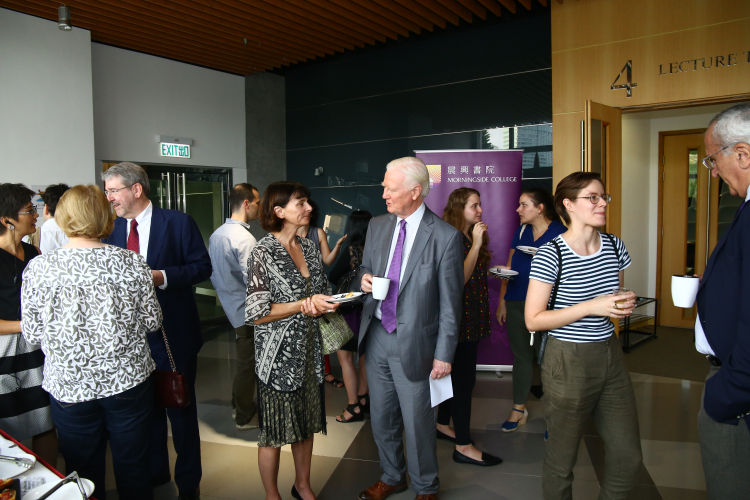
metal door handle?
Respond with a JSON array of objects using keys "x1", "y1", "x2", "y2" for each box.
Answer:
[
  {"x1": 165, "y1": 172, "x2": 172, "y2": 209},
  {"x1": 181, "y1": 173, "x2": 187, "y2": 212}
]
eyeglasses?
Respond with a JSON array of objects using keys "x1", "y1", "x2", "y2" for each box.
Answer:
[
  {"x1": 104, "y1": 184, "x2": 133, "y2": 196},
  {"x1": 575, "y1": 194, "x2": 612, "y2": 204},
  {"x1": 18, "y1": 206, "x2": 37, "y2": 215},
  {"x1": 702, "y1": 143, "x2": 735, "y2": 170}
]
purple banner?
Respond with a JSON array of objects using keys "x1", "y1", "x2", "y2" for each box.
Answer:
[{"x1": 416, "y1": 150, "x2": 523, "y2": 367}]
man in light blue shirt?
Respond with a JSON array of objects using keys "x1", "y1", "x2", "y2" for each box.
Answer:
[{"x1": 209, "y1": 183, "x2": 260, "y2": 430}]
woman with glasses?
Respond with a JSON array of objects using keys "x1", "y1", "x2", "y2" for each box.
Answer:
[
  {"x1": 525, "y1": 172, "x2": 643, "y2": 500},
  {"x1": 21, "y1": 185, "x2": 161, "y2": 500},
  {"x1": 0, "y1": 184, "x2": 57, "y2": 465}
]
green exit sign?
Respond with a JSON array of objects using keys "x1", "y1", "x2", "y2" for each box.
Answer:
[{"x1": 160, "y1": 143, "x2": 190, "y2": 158}]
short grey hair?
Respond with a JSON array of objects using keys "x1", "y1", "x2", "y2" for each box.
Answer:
[
  {"x1": 386, "y1": 157, "x2": 430, "y2": 197},
  {"x1": 709, "y1": 103, "x2": 750, "y2": 156},
  {"x1": 102, "y1": 162, "x2": 150, "y2": 197}
]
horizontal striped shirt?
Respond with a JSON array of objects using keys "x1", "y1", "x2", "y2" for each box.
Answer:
[{"x1": 529, "y1": 233, "x2": 631, "y2": 343}]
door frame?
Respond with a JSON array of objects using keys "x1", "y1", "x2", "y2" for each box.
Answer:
[{"x1": 655, "y1": 128, "x2": 705, "y2": 323}]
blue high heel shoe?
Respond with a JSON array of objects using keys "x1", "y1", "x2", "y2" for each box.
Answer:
[{"x1": 501, "y1": 408, "x2": 528, "y2": 432}]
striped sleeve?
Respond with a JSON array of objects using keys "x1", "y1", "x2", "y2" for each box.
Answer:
[
  {"x1": 613, "y1": 235, "x2": 632, "y2": 271},
  {"x1": 529, "y1": 241, "x2": 559, "y2": 284}
]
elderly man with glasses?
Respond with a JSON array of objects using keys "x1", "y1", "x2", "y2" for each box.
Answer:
[{"x1": 695, "y1": 103, "x2": 750, "y2": 499}]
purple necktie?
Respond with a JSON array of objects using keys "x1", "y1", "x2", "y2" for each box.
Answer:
[{"x1": 381, "y1": 220, "x2": 406, "y2": 334}]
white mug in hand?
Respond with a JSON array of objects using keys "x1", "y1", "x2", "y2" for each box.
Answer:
[
  {"x1": 371, "y1": 276, "x2": 391, "y2": 300},
  {"x1": 671, "y1": 275, "x2": 700, "y2": 308}
]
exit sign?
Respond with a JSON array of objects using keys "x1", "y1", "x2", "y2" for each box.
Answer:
[{"x1": 160, "y1": 143, "x2": 190, "y2": 158}]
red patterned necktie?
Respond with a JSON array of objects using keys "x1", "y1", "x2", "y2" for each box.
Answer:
[{"x1": 127, "y1": 219, "x2": 140, "y2": 253}]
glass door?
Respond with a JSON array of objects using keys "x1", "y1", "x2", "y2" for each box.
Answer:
[{"x1": 142, "y1": 165, "x2": 231, "y2": 323}]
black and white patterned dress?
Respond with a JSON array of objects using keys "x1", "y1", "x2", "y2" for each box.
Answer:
[
  {"x1": 0, "y1": 243, "x2": 52, "y2": 440},
  {"x1": 246, "y1": 234, "x2": 329, "y2": 447},
  {"x1": 21, "y1": 245, "x2": 161, "y2": 403}
]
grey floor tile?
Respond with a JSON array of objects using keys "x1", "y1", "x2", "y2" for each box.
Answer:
[{"x1": 343, "y1": 420, "x2": 380, "y2": 461}]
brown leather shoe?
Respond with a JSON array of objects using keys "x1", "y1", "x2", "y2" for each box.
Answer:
[
  {"x1": 358, "y1": 480, "x2": 408, "y2": 500},
  {"x1": 415, "y1": 495, "x2": 438, "y2": 500}
]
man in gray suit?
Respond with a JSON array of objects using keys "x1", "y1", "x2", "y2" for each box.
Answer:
[{"x1": 357, "y1": 157, "x2": 464, "y2": 500}]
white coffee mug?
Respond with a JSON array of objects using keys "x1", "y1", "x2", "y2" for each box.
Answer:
[
  {"x1": 671, "y1": 275, "x2": 700, "y2": 308},
  {"x1": 371, "y1": 276, "x2": 391, "y2": 300}
]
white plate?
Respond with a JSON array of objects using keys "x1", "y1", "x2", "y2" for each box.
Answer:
[
  {"x1": 516, "y1": 245, "x2": 538, "y2": 255},
  {"x1": 325, "y1": 292, "x2": 365, "y2": 304},
  {"x1": 24, "y1": 478, "x2": 94, "y2": 499},
  {"x1": 490, "y1": 269, "x2": 519, "y2": 277},
  {"x1": 0, "y1": 450, "x2": 36, "y2": 479}
]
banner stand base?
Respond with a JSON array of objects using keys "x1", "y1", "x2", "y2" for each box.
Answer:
[{"x1": 477, "y1": 364, "x2": 513, "y2": 373}]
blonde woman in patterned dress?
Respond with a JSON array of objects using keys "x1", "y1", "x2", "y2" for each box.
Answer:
[
  {"x1": 246, "y1": 181, "x2": 339, "y2": 500},
  {"x1": 21, "y1": 185, "x2": 162, "y2": 500},
  {"x1": 435, "y1": 188, "x2": 501, "y2": 467}
]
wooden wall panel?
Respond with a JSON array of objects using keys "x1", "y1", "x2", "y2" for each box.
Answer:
[
  {"x1": 551, "y1": 111, "x2": 583, "y2": 188},
  {"x1": 551, "y1": 0, "x2": 748, "y2": 55},
  {"x1": 553, "y1": 20, "x2": 750, "y2": 113}
]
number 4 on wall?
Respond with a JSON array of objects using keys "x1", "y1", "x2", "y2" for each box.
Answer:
[{"x1": 611, "y1": 60, "x2": 637, "y2": 97}]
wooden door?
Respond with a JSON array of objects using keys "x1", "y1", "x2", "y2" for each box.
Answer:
[
  {"x1": 658, "y1": 133, "x2": 712, "y2": 327},
  {"x1": 585, "y1": 101, "x2": 622, "y2": 237}
]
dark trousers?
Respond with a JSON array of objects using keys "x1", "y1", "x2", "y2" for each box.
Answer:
[
  {"x1": 232, "y1": 325, "x2": 256, "y2": 425},
  {"x1": 51, "y1": 378, "x2": 154, "y2": 500},
  {"x1": 507, "y1": 300, "x2": 537, "y2": 405},
  {"x1": 436, "y1": 340, "x2": 478, "y2": 446},
  {"x1": 149, "y1": 340, "x2": 202, "y2": 493},
  {"x1": 698, "y1": 366, "x2": 750, "y2": 499}
]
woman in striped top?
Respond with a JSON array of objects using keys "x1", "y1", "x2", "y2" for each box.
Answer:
[{"x1": 525, "y1": 172, "x2": 643, "y2": 500}]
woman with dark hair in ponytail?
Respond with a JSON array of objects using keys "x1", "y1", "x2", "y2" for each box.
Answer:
[
  {"x1": 436, "y1": 187, "x2": 501, "y2": 467},
  {"x1": 496, "y1": 187, "x2": 566, "y2": 432}
]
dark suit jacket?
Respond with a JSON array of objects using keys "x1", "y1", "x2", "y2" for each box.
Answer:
[
  {"x1": 356, "y1": 206, "x2": 464, "y2": 382},
  {"x1": 697, "y1": 201, "x2": 750, "y2": 428},
  {"x1": 105, "y1": 206, "x2": 212, "y2": 361}
]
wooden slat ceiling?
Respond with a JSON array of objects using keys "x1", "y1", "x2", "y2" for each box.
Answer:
[{"x1": 1, "y1": 0, "x2": 550, "y2": 75}]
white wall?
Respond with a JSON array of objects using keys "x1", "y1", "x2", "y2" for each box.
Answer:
[
  {"x1": 0, "y1": 8, "x2": 95, "y2": 185},
  {"x1": 621, "y1": 102, "x2": 748, "y2": 312},
  {"x1": 91, "y1": 44, "x2": 245, "y2": 178}
]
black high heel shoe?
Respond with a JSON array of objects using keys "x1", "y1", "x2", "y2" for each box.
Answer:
[
  {"x1": 291, "y1": 486, "x2": 302, "y2": 499},
  {"x1": 358, "y1": 392, "x2": 370, "y2": 414}
]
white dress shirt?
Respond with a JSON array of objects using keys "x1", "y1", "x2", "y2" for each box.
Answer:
[
  {"x1": 694, "y1": 189, "x2": 750, "y2": 356},
  {"x1": 39, "y1": 217, "x2": 69, "y2": 253},
  {"x1": 125, "y1": 202, "x2": 168, "y2": 289},
  {"x1": 375, "y1": 202, "x2": 426, "y2": 320}
]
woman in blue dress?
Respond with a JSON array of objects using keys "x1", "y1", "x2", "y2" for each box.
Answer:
[{"x1": 496, "y1": 188, "x2": 566, "y2": 431}]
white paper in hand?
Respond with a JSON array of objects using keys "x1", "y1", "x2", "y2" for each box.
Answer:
[{"x1": 429, "y1": 374, "x2": 453, "y2": 408}]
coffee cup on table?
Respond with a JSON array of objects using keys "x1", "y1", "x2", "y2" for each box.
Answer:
[
  {"x1": 371, "y1": 276, "x2": 391, "y2": 300},
  {"x1": 671, "y1": 275, "x2": 700, "y2": 308}
]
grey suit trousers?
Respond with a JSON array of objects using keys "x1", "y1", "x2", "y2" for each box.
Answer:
[
  {"x1": 698, "y1": 366, "x2": 750, "y2": 499},
  {"x1": 366, "y1": 319, "x2": 439, "y2": 495}
]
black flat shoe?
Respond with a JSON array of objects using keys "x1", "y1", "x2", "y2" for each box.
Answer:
[
  {"x1": 452, "y1": 450, "x2": 502, "y2": 467},
  {"x1": 291, "y1": 486, "x2": 301, "y2": 499},
  {"x1": 436, "y1": 429, "x2": 456, "y2": 443}
]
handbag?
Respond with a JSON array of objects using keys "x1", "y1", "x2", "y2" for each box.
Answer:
[
  {"x1": 153, "y1": 326, "x2": 191, "y2": 408},
  {"x1": 319, "y1": 311, "x2": 354, "y2": 355}
]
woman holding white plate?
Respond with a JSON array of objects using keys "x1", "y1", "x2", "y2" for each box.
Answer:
[{"x1": 495, "y1": 187, "x2": 565, "y2": 432}]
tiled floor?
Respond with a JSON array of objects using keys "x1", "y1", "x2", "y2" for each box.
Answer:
[{"x1": 96, "y1": 323, "x2": 708, "y2": 500}]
